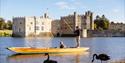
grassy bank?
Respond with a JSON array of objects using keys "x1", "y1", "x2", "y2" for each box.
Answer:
[{"x1": 0, "y1": 30, "x2": 12, "y2": 37}]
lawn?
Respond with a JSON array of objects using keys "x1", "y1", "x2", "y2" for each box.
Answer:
[{"x1": 0, "y1": 30, "x2": 12, "y2": 37}]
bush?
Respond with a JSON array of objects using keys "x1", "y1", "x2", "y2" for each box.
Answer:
[{"x1": 0, "y1": 30, "x2": 12, "y2": 37}]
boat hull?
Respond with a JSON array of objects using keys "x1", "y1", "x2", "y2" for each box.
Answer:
[{"x1": 7, "y1": 47, "x2": 89, "y2": 54}]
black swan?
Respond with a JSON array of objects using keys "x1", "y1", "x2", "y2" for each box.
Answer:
[
  {"x1": 43, "y1": 53, "x2": 57, "y2": 63},
  {"x1": 92, "y1": 54, "x2": 110, "y2": 63}
]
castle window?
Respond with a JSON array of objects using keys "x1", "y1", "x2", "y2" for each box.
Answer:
[
  {"x1": 29, "y1": 27, "x2": 31, "y2": 30},
  {"x1": 20, "y1": 22, "x2": 22, "y2": 24},
  {"x1": 41, "y1": 26, "x2": 44, "y2": 31},
  {"x1": 19, "y1": 28, "x2": 21, "y2": 32},
  {"x1": 35, "y1": 26, "x2": 39, "y2": 30},
  {"x1": 30, "y1": 22, "x2": 33, "y2": 24},
  {"x1": 42, "y1": 22, "x2": 44, "y2": 25},
  {"x1": 65, "y1": 27, "x2": 67, "y2": 29},
  {"x1": 13, "y1": 26, "x2": 16, "y2": 30}
]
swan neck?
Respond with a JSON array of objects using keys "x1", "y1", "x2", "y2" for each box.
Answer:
[
  {"x1": 92, "y1": 54, "x2": 98, "y2": 62},
  {"x1": 47, "y1": 54, "x2": 49, "y2": 60}
]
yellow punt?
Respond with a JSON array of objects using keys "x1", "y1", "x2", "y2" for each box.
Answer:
[{"x1": 7, "y1": 47, "x2": 89, "y2": 54}]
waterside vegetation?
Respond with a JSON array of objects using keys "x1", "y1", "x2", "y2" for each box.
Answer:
[{"x1": 0, "y1": 30, "x2": 12, "y2": 37}]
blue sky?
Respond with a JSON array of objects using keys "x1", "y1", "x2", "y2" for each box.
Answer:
[{"x1": 0, "y1": 0, "x2": 125, "y2": 23}]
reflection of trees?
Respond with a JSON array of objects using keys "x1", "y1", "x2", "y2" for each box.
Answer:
[{"x1": 7, "y1": 54, "x2": 45, "y2": 63}]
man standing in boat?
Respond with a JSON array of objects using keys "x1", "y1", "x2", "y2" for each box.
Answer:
[{"x1": 74, "y1": 26, "x2": 82, "y2": 48}]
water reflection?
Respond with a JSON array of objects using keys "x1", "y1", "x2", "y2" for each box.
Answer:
[
  {"x1": 111, "y1": 58, "x2": 125, "y2": 63},
  {"x1": 7, "y1": 52, "x2": 89, "y2": 63},
  {"x1": 24, "y1": 37, "x2": 53, "y2": 48},
  {"x1": 0, "y1": 37, "x2": 125, "y2": 63},
  {"x1": 7, "y1": 54, "x2": 45, "y2": 63},
  {"x1": 75, "y1": 54, "x2": 80, "y2": 63}
]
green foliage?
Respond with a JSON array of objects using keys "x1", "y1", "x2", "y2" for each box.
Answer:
[
  {"x1": 0, "y1": 18, "x2": 6, "y2": 30},
  {"x1": 6, "y1": 20, "x2": 12, "y2": 30},
  {"x1": 0, "y1": 30, "x2": 12, "y2": 37},
  {"x1": 94, "y1": 23, "x2": 97, "y2": 29},
  {"x1": 94, "y1": 15, "x2": 109, "y2": 30},
  {"x1": 0, "y1": 18, "x2": 12, "y2": 30}
]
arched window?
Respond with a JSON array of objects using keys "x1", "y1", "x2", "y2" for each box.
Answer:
[{"x1": 41, "y1": 26, "x2": 44, "y2": 31}]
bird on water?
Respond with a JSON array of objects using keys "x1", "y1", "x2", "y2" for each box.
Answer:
[
  {"x1": 43, "y1": 53, "x2": 57, "y2": 63},
  {"x1": 92, "y1": 54, "x2": 110, "y2": 63}
]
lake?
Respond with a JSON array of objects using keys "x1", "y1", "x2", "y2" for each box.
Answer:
[{"x1": 0, "y1": 37, "x2": 125, "y2": 63}]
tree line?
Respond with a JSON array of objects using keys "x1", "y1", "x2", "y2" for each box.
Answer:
[{"x1": 0, "y1": 18, "x2": 12, "y2": 30}]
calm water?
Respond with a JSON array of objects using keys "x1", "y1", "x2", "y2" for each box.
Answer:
[{"x1": 0, "y1": 37, "x2": 125, "y2": 63}]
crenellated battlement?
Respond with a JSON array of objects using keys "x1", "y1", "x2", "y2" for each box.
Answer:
[{"x1": 13, "y1": 16, "x2": 25, "y2": 19}]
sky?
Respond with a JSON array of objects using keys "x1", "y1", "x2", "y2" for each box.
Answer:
[{"x1": 0, "y1": 0, "x2": 125, "y2": 23}]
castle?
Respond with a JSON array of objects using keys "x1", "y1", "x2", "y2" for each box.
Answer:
[
  {"x1": 12, "y1": 11, "x2": 94, "y2": 37},
  {"x1": 12, "y1": 13, "x2": 52, "y2": 37},
  {"x1": 60, "y1": 11, "x2": 94, "y2": 36}
]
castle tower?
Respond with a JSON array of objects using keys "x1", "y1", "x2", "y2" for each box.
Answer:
[
  {"x1": 74, "y1": 12, "x2": 81, "y2": 30},
  {"x1": 74, "y1": 12, "x2": 77, "y2": 27},
  {"x1": 90, "y1": 12, "x2": 94, "y2": 30},
  {"x1": 85, "y1": 11, "x2": 94, "y2": 30}
]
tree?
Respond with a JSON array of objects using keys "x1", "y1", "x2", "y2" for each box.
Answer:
[
  {"x1": 94, "y1": 23, "x2": 97, "y2": 29},
  {"x1": 101, "y1": 15, "x2": 109, "y2": 30},
  {"x1": 0, "y1": 18, "x2": 6, "y2": 30},
  {"x1": 0, "y1": 18, "x2": 13, "y2": 30},
  {"x1": 6, "y1": 20, "x2": 12, "y2": 30},
  {"x1": 94, "y1": 15, "x2": 109, "y2": 30}
]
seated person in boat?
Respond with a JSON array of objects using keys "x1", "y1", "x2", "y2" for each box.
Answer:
[{"x1": 60, "y1": 41, "x2": 66, "y2": 48}]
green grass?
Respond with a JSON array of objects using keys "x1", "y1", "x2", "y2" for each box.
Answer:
[{"x1": 0, "y1": 30, "x2": 12, "y2": 37}]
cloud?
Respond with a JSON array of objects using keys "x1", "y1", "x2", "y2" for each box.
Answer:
[
  {"x1": 55, "y1": 1, "x2": 81, "y2": 10},
  {"x1": 55, "y1": 1, "x2": 69, "y2": 9},
  {"x1": 112, "y1": 9, "x2": 120, "y2": 13},
  {"x1": 55, "y1": 1, "x2": 87, "y2": 10}
]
